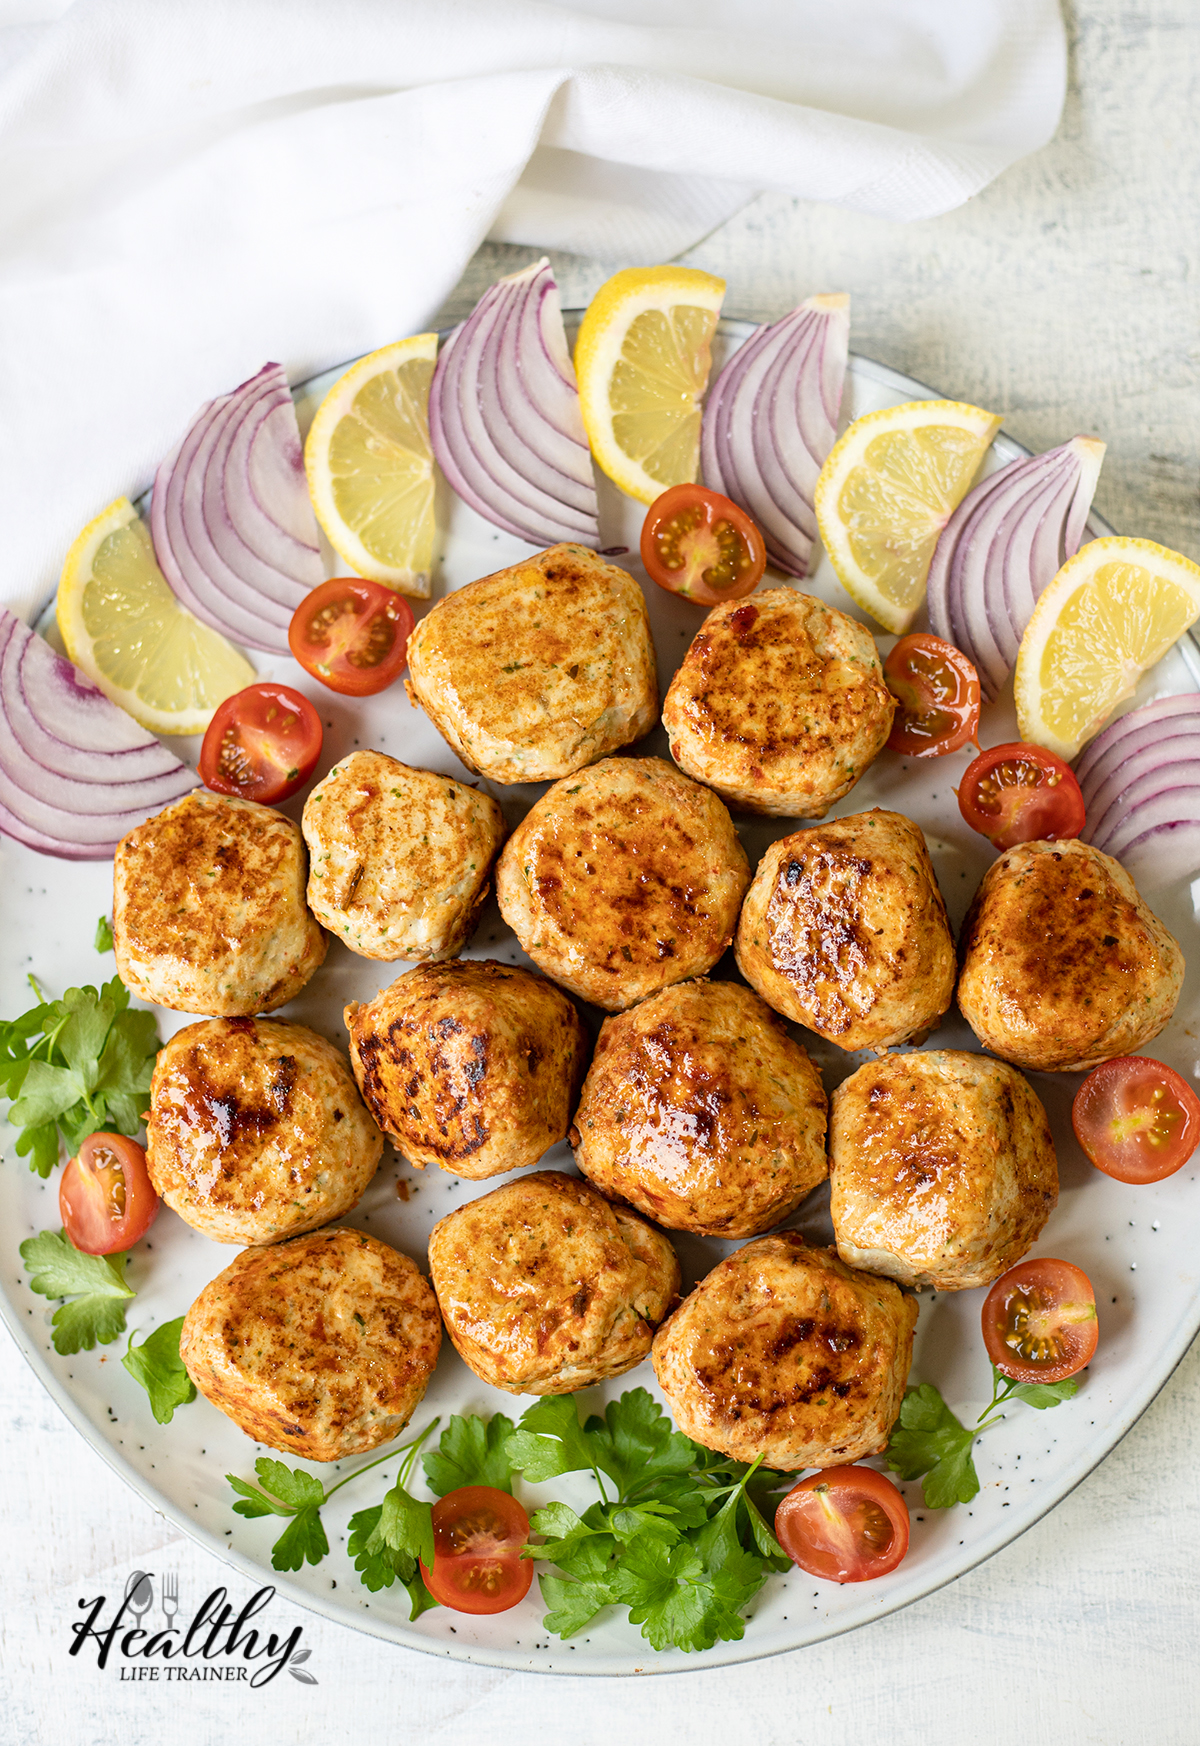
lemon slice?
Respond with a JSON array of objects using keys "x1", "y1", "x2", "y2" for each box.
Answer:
[
  {"x1": 58, "y1": 497, "x2": 255, "y2": 736},
  {"x1": 1014, "y1": 536, "x2": 1200, "y2": 759},
  {"x1": 815, "y1": 400, "x2": 1002, "y2": 633},
  {"x1": 305, "y1": 333, "x2": 438, "y2": 598},
  {"x1": 574, "y1": 266, "x2": 726, "y2": 504}
]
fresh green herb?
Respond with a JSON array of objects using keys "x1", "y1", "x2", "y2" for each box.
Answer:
[
  {"x1": 423, "y1": 1410, "x2": 517, "y2": 1495},
  {"x1": 94, "y1": 916, "x2": 114, "y2": 953},
  {"x1": 349, "y1": 1428, "x2": 442, "y2": 1619},
  {"x1": 0, "y1": 974, "x2": 161, "y2": 1177},
  {"x1": 885, "y1": 1366, "x2": 1080, "y2": 1508},
  {"x1": 19, "y1": 1227, "x2": 134, "y2": 1354},
  {"x1": 122, "y1": 1317, "x2": 196, "y2": 1424}
]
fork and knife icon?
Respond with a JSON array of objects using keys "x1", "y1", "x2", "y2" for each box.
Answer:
[{"x1": 123, "y1": 1570, "x2": 179, "y2": 1627}]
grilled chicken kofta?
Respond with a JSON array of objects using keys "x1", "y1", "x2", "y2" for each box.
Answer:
[
  {"x1": 652, "y1": 1233, "x2": 917, "y2": 1470},
  {"x1": 146, "y1": 1017, "x2": 383, "y2": 1245},
  {"x1": 735, "y1": 809, "x2": 955, "y2": 1052},
  {"x1": 113, "y1": 790, "x2": 325, "y2": 1015},
  {"x1": 345, "y1": 960, "x2": 587, "y2": 1180},
  {"x1": 829, "y1": 1050, "x2": 1058, "y2": 1291},
  {"x1": 180, "y1": 1228, "x2": 442, "y2": 1461},
  {"x1": 571, "y1": 978, "x2": 828, "y2": 1237},
  {"x1": 957, "y1": 838, "x2": 1185, "y2": 1072},
  {"x1": 301, "y1": 750, "x2": 505, "y2": 961},
  {"x1": 427, "y1": 1170, "x2": 679, "y2": 1395},
  {"x1": 662, "y1": 589, "x2": 895, "y2": 817},
  {"x1": 405, "y1": 543, "x2": 658, "y2": 784},
  {"x1": 496, "y1": 756, "x2": 750, "y2": 1010}
]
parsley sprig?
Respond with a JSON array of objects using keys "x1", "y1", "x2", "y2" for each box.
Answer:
[
  {"x1": 19, "y1": 1227, "x2": 135, "y2": 1354},
  {"x1": 122, "y1": 1317, "x2": 197, "y2": 1424},
  {"x1": 885, "y1": 1365, "x2": 1080, "y2": 1508}
]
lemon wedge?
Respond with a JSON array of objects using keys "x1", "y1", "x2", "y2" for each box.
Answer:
[
  {"x1": 574, "y1": 266, "x2": 726, "y2": 504},
  {"x1": 304, "y1": 333, "x2": 438, "y2": 598},
  {"x1": 1014, "y1": 536, "x2": 1200, "y2": 758},
  {"x1": 57, "y1": 497, "x2": 255, "y2": 736},
  {"x1": 815, "y1": 399, "x2": 1002, "y2": 633}
]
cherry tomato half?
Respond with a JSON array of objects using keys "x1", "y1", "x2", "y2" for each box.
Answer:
[
  {"x1": 419, "y1": 1485, "x2": 533, "y2": 1615},
  {"x1": 199, "y1": 682, "x2": 323, "y2": 804},
  {"x1": 59, "y1": 1132, "x2": 159, "y2": 1256},
  {"x1": 774, "y1": 1466, "x2": 910, "y2": 1584},
  {"x1": 640, "y1": 484, "x2": 767, "y2": 605},
  {"x1": 288, "y1": 578, "x2": 416, "y2": 697},
  {"x1": 981, "y1": 1258, "x2": 1098, "y2": 1385},
  {"x1": 884, "y1": 633, "x2": 980, "y2": 758},
  {"x1": 957, "y1": 740, "x2": 1086, "y2": 850},
  {"x1": 1072, "y1": 1055, "x2": 1200, "y2": 1184}
]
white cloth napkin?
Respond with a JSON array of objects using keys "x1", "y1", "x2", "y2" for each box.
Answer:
[{"x1": 0, "y1": 0, "x2": 1065, "y2": 619}]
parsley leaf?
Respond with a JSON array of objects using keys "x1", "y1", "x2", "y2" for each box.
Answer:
[
  {"x1": 1011, "y1": 1376, "x2": 1079, "y2": 1409},
  {"x1": 505, "y1": 1395, "x2": 605, "y2": 1484},
  {"x1": 423, "y1": 1411, "x2": 516, "y2": 1495},
  {"x1": 227, "y1": 1459, "x2": 329, "y2": 1572},
  {"x1": 122, "y1": 1317, "x2": 196, "y2": 1424},
  {"x1": 94, "y1": 916, "x2": 114, "y2": 953},
  {"x1": 583, "y1": 1388, "x2": 697, "y2": 1497},
  {"x1": 19, "y1": 1228, "x2": 134, "y2": 1354},
  {"x1": 347, "y1": 1506, "x2": 442, "y2": 1616}
]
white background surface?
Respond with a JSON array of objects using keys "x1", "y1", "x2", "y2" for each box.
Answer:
[{"x1": 4, "y1": 2, "x2": 1200, "y2": 1741}]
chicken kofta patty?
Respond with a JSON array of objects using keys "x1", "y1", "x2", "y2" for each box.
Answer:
[
  {"x1": 405, "y1": 544, "x2": 658, "y2": 783},
  {"x1": 652, "y1": 1233, "x2": 917, "y2": 1470},
  {"x1": 301, "y1": 750, "x2": 506, "y2": 961},
  {"x1": 180, "y1": 1227, "x2": 442, "y2": 1461},
  {"x1": 957, "y1": 838, "x2": 1185, "y2": 1072},
  {"x1": 571, "y1": 978, "x2": 828, "y2": 1237},
  {"x1": 735, "y1": 809, "x2": 955, "y2": 1051},
  {"x1": 146, "y1": 1017, "x2": 384, "y2": 1245},
  {"x1": 113, "y1": 790, "x2": 326, "y2": 1016},
  {"x1": 345, "y1": 960, "x2": 587, "y2": 1180},
  {"x1": 427, "y1": 1170, "x2": 679, "y2": 1395},
  {"x1": 496, "y1": 756, "x2": 750, "y2": 1010},
  {"x1": 829, "y1": 1050, "x2": 1058, "y2": 1291},
  {"x1": 662, "y1": 589, "x2": 895, "y2": 817}
]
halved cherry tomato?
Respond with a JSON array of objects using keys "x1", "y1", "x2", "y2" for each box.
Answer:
[
  {"x1": 640, "y1": 484, "x2": 767, "y2": 605},
  {"x1": 774, "y1": 1465, "x2": 909, "y2": 1584},
  {"x1": 884, "y1": 633, "x2": 980, "y2": 758},
  {"x1": 419, "y1": 1485, "x2": 533, "y2": 1615},
  {"x1": 981, "y1": 1258, "x2": 1098, "y2": 1385},
  {"x1": 1072, "y1": 1055, "x2": 1200, "y2": 1184},
  {"x1": 957, "y1": 740, "x2": 1086, "y2": 849},
  {"x1": 59, "y1": 1132, "x2": 159, "y2": 1255},
  {"x1": 288, "y1": 578, "x2": 416, "y2": 697},
  {"x1": 199, "y1": 682, "x2": 323, "y2": 804}
]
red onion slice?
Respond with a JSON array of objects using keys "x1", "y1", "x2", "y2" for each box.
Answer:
[
  {"x1": 429, "y1": 259, "x2": 599, "y2": 546},
  {"x1": 927, "y1": 436, "x2": 1105, "y2": 700},
  {"x1": 151, "y1": 363, "x2": 323, "y2": 654},
  {"x1": 700, "y1": 294, "x2": 849, "y2": 578},
  {"x1": 0, "y1": 608, "x2": 199, "y2": 860},
  {"x1": 1075, "y1": 693, "x2": 1200, "y2": 888}
]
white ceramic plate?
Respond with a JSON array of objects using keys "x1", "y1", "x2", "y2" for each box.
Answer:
[{"x1": 3, "y1": 319, "x2": 1199, "y2": 1676}]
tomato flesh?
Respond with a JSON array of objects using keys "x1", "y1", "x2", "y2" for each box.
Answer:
[
  {"x1": 199, "y1": 682, "x2": 323, "y2": 804},
  {"x1": 981, "y1": 1258, "x2": 1098, "y2": 1384},
  {"x1": 884, "y1": 633, "x2": 980, "y2": 758},
  {"x1": 957, "y1": 740, "x2": 1086, "y2": 849},
  {"x1": 774, "y1": 1465, "x2": 909, "y2": 1583},
  {"x1": 419, "y1": 1485, "x2": 532, "y2": 1615},
  {"x1": 641, "y1": 484, "x2": 766, "y2": 605},
  {"x1": 288, "y1": 578, "x2": 415, "y2": 697},
  {"x1": 1072, "y1": 1055, "x2": 1200, "y2": 1183},
  {"x1": 59, "y1": 1132, "x2": 159, "y2": 1255}
]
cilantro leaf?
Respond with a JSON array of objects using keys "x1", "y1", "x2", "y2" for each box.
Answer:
[
  {"x1": 884, "y1": 1383, "x2": 979, "y2": 1508},
  {"x1": 613, "y1": 1534, "x2": 763, "y2": 1654},
  {"x1": 226, "y1": 1459, "x2": 329, "y2": 1571},
  {"x1": 15, "y1": 1121, "x2": 60, "y2": 1180},
  {"x1": 94, "y1": 916, "x2": 114, "y2": 953},
  {"x1": 348, "y1": 1505, "x2": 404, "y2": 1591},
  {"x1": 539, "y1": 1571, "x2": 618, "y2": 1637},
  {"x1": 506, "y1": 1395, "x2": 607, "y2": 1484},
  {"x1": 51, "y1": 1293, "x2": 132, "y2": 1354},
  {"x1": 377, "y1": 1481, "x2": 435, "y2": 1571},
  {"x1": 19, "y1": 1229, "x2": 134, "y2": 1354},
  {"x1": 270, "y1": 1508, "x2": 329, "y2": 1572},
  {"x1": 1010, "y1": 1376, "x2": 1079, "y2": 1410},
  {"x1": 254, "y1": 1459, "x2": 326, "y2": 1511},
  {"x1": 423, "y1": 1411, "x2": 516, "y2": 1495},
  {"x1": 122, "y1": 1317, "x2": 196, "y2": 1424},
  {"x1": 582, "y1": 1388, "x2": 697, "y2": 1497}
]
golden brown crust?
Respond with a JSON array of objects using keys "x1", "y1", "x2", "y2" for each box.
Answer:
[
  {"x1": 112, "y1": 791, "x2": 326, "y2": 1016},
  {"x1": 180, "y1": 1228, "x2": 442, "y2": 1461},
  {"x1": 405, "y1": 544, "x2": 658, "y2": 783},
  {"x1": 301, "y1": 750, "x2": 506, "y2": 962},
  {"x1": 571, "y1": 978, "x2": 827, "y2": 1236},
  {"x1": 734, "y1": 809, "x2": 955, "y2": 1051},
  {"x1": 829, "y1": 1050, "x2": 1058, "y2": 1291},
  {"x1": 956, "y1": 838, "x2": 1185, "y2": 1072},
  {"x1": 146, "y1": 1017, "x2": 384, "y2": 1245},
  {"x1": 496, "y1": 756, "x2": 750, "y2": 1011},
  {"x1": 651, "y1": 1234, "x2": 917, "y2": 1469},
  {"x1": 663, "y1": 589, "x2": 894, "y2": 817},
  {"x1": 427, "y1": 1170, "x2": 679, "y2": 1395},
  {"x1": 345, "y1": 960, "x2": 588, "y2": 1181}
]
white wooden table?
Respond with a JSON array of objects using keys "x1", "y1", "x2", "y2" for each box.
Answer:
[{"x1": 5, "y1": 6, "x2": 1200, "y2": 1740}]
